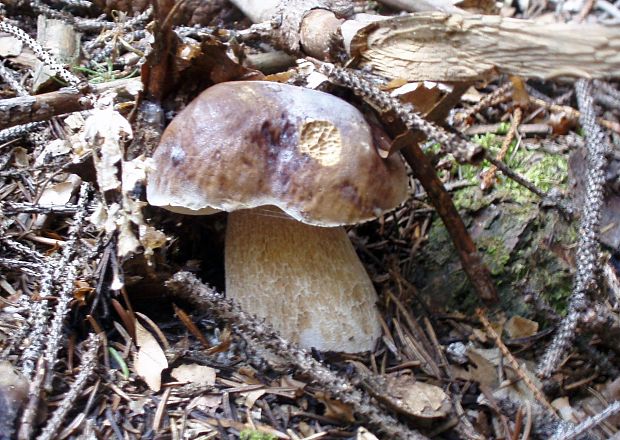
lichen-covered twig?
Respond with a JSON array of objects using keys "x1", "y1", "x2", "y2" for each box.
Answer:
[
  {"x1": 454, "y1": 81, "x2": 513, "y2": 127},
  {"x1": 38, "y1": 333, "x2": 101, "y2": 440},
  {"x1": 28, "y1": 0, "x2": 132, "y2": 33},
  {"x1": 0, "y1": 201, "x2": 89, "y2": 215},
  {"x1": 18, "y1": 265, "x2": 54, "y2": 378},
  {"x1": 536, "y1": 79, "x2": 609, "y2": 379},
  {"x1": 0, "y1": 20, "x2": 81, "y2": 87},
  {"x1": 43, "y1": 184, "x2": 91, "y2": 389},
  {"x1": 19, "y1": 184, "x2": 91, "y2": 378},
  {"x1": 497, "y1": 398, "x2": 597, "y2": 440},
  {"x1": 166, "y1": 271, "x2": 429, "y2": 440},
  {"x1": 0, "y1": 123, "x2": 47, "y2": 143},
  {"x1": 550, "y1": 400, "x2": 620, "y2": 440},
  {"x1": 0, "y1": 61, "x2": 29, "y2": 96},
  {"x1": 0, "y1": 259, "x2": 41, "y2": 277},
  {"x1": 593, "y1": 79, "x2": 620, "y2": 110},
  {"x1": 17, "y1": 357, "x2": 46, "y2": 440}
]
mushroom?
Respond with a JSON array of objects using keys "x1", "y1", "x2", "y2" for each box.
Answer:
[{"x1": 148, "y1": 81, "x2": 408, "y2": 352}]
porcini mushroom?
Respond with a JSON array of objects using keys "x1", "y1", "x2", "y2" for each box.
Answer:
[{"x1": 148, "y1": 81, "x2": 408, "y2": 352}]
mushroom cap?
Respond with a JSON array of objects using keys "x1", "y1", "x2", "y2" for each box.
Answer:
[{"x1": 147, "y1": 81, "x2": 408, "y2": 226}]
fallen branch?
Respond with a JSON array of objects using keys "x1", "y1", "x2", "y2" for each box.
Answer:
[
  {"x1": 351, "y1": 12, "x2": 620, "y2": 81},
  {"x1": 0, "y1": 77, "x2": 141, "y2": 130},
  {"x1": 536, "y1": 79, "x2": 608, "y2": 379}
]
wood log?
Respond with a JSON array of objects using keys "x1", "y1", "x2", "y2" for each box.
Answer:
[
  {"x1": 350, "y1": 12, "x2": 620, "y2": 81},
  {"x1": 0, "y1": 78, "x2": 141, "y2": 130},
  {"x1": 32, "y1": 16, "x2": 81, "y2": 92}
]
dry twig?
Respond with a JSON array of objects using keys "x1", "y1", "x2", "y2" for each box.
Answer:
[
  {"x1": 38, "y1": 333, "x2": 101, "y2": 440},
  {"x1": 477, "y1": 309, "x2": 556, "y2": 415},
  {"x1": 480, "y1": 107, "x2": 523, "y2": 190}
]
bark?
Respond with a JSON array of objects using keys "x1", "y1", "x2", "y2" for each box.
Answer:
[
  {"x1": 377, "y1": 0, "x2": 466, "y2": 14},
  {"x1": 32, "y1": 16, "x2": 81, "y2": 92},
  {"x1": 0, "y1": 78, "x2": 141, "y2": 130},
  {"x1": 232, "y1": 3, "x2": 620, "y2": 82},
  {"x1": 351, "y1": 12, "x2": 620, "y2": 81}
]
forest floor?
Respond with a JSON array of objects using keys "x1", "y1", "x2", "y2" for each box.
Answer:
[{"x1": 1, "y1": 1, "x2": 620, "y2": 439}]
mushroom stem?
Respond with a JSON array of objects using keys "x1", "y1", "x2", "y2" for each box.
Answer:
[{"x1": 225, "y1": 208, "x2": 382, "y2": 353}]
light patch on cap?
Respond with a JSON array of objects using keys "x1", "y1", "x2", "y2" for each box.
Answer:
[
  {"x1": 170, "y1": 144, "x2": 186, "y2": 165},
  {"x1": 298, "y1": 119, "x2": 342, "y2": 167}
]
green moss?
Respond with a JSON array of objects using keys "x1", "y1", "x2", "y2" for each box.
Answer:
[
  {"x1": 502, "y1": 152, "x2": 568, "y2": 202},
  {"x1": 410, "y1": 131, "x2": 575, "y2": 316},
  {"x1": 497, "y1": 122, "x2": 511, "y2": 135},
  {"x1": 478, "y1": 235, "x2": 512, "y2": 276},
  {"x1": 472, "y1": 132, "x2": 502, "y2": 151},
  {"x1": 240, "y1": 430, "x2": 277, "y2": 440},
  {"x1": 450, "y1": 134, "x2": 568, "y2": 209},
  {"x1": 452, "y1": 186, "x2": 491, "y2": 212}
]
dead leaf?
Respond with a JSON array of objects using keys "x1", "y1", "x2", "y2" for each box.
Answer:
[
  {"x1": 34, "y1": 139, "x2": 72, "y2": 166},
  {"x1": 471, "y1": 328, "x2": 489, "y2": 344},
  {"x1": 380, "y1": 77, "x2": 408, "y2": 90},
  {"x1": 73, "y1": 279, "x2": 94, "y2": 305},
  {"x1": 0, "y1": 35, "x2": 23, "y2": 57},
  {"x1": 315, "y1": 391, "x2": 356, "y2": 423},
  {"x1": 383, "y1": 374, "x2": 450, "y2": 419},
  {"x1": 466, "y1": 346, "x2": 500, "y2": 388},
  {"x1": 552, "y1": 396, "x2": 579, "y2": 423},
  {"x1": 188, "y1": 394, "x2": 222, "y2": 414},
  {"x1": 280, "y1": 375, "x2": 307, "y2": 398},
  {"x1": 504, "y1": 315, "x2": 539, "y2": 339},
  {"x1": 128, "y1": 396, "x2": 149, "y2": 415},
  {"x1": 391, "y1": 81, "x2": 443, "y2": 115},
  {"x1": 134, "y1": 320, "x2": 168, "y2": 392},
  {"x1": 30, "y1": 174, "x2": 81, "y2": 229},
  {"x1": 83, "y1": 92, "x2": 132, "y2": 191},
  {"x1": 12, "y1": 147, "x2": 29, "y2": 168},
  {"x1": 242, "y1": 389, "x2": 266, "y2": 409},
  {"x1": 170, "y1": 364, "x2": 216, "y2": 387}
]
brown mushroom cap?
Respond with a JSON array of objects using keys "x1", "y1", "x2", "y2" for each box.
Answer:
[{"x1": 147, "y1": 81, "x2": 408, "y2": 226}]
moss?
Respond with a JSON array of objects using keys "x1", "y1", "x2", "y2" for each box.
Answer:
[
  {"x1": 411, "y1": 134, "x2": 574, "y2": 316},
  {"x1": 472, "y1": 132, "x2": 502, "y2": 151},
  {"x1": 452, "y1": 186, "x2": 492, "y2": 212},
  {"x1": 497, "y1": 121, "x2": 511, "y2": 135},
  {"x1": 240, "y1": 430, "x2": 277, "y2": 440},
  {"x1": 478, "y1": 235, "x2": 512, "y2": 276},
  {"x1": 450, "y1": 134, "x2": 568, "y2": 210},
  {"x1": 502, "y1": 152, "x2": 568, "y2": 203},
  {"x1": 510, "y1": 210, "x2": 576, "y2": 314}
]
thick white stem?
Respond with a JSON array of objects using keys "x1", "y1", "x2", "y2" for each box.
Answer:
[{"x1": 225, "y1": 208, "x2": 382, "y2": 352}]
